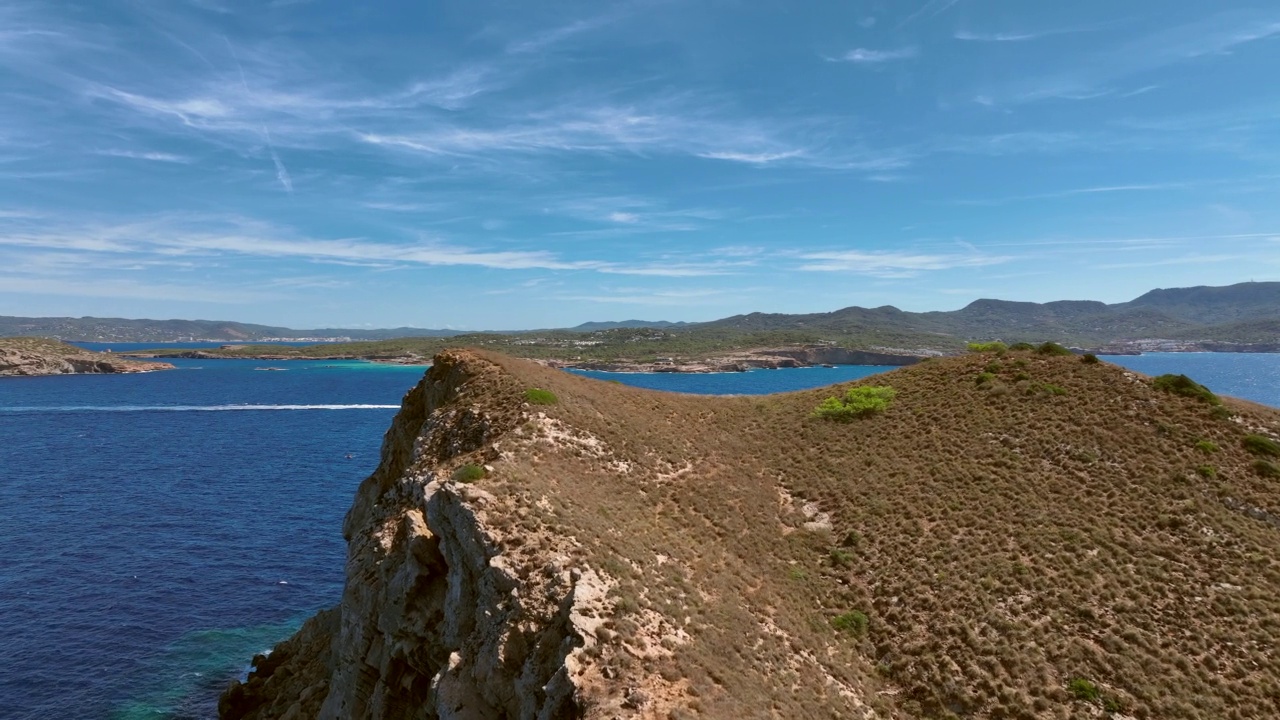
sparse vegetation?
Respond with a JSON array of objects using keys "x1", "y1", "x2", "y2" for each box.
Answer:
[
  {"x1": 1035, "y1": 341, "x2": 1074, "y2": 356},
  {"x1": 1009, "y1": 342, "x2": 1035, "y2": 351},
  {"x1": 967, "y1": 341, "x2": 1007, "y2": 353},
  {"x1": 1081, "y1": 353, "x2": 1100, "y2": 364},
  {"x1": 1029, "y1": 382, "x2": 1067, "y2": 396},
  {"x1": 1196, "y1": 464, "x2": 1217, "y2": 478},
  {"x1": 452, "y1": 463, "x2": 486, "y2": 482},
  {"x1": 812, "y1": 385, "x2": 895, "y2": 421},
  {"x1": 524, "y1": 387, "x2": 559, "y2": 405},
  {"x1": 1243, "y1": 433, "x2": 1280, "y2": 457},
  {"x1": 1152, "y1": 373, "x2": 1221, "y2": 405},
  {"x1": 1254, "y1": 459, "x2": 1280, "y2": 477},
  {"x1": 1067, "y1": 678, "x2": 1100, "y2": 702},
  {"x1": 830, "y1": 610, "x2": 869, "y2": 636},
  {"x1": 1195, "y1": 439, "x2": 1220, "y2": 453}
]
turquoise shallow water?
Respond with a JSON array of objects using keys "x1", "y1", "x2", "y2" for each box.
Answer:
[{"x1": 1, "y1": 351, "x2": 1275, "y2": 719}]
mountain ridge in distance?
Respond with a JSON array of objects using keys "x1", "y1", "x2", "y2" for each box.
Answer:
[{"x1": 3, "y1": 281, "x2": 1278, "y2": 345}]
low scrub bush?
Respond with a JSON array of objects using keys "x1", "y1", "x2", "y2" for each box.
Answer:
[
  {"x1": 831, "y1": 610, "x2": 869, "y2": 636},
  {"x1": 1067, "y1": 678, "x2": 1101, "y2": 702},
  {"x1": 967, "y1": 341, "x2": 1007, "y2": 353},
  {"x1": 1195, "y1": 439, "x2": 1219, "y2": 453},
  {"x1": 1009, "y1": 342, "x2": 1035, "y2": 351},
  {"x1": 452, "y1": 463, "x2": 486, "y2": 483},
  {"x1": 1035, "y1": 342, "x2": 1074, "y2": 356},
  {"x1": 1031, "y1": 382, "x2": 1067, "y2": 396},
  {"x1": 1254, "y1": 459, "x2": 1280, "y2": 478},
  {"x1": 524, "y1": 387, "x2": 558, "y2": 405},
  {"x1": 1196, "y1": 465, "x2": 1217, "y2": 479},
  {"x1": 1152, "y1": 374, "x2": 1221, "y2": 406},
  {"x1": 1081, "y1": 353, "x2": 1100, "y2": 364},
  {"x1": 975, "y1": 372, "x2": 995, "y2": 386},
  {"x1": 813, "y1": 386, "x2": 896, "y2": 421},
  {"x1": 1243, "y1": 434, "x2": 1280, "y2": 457}
]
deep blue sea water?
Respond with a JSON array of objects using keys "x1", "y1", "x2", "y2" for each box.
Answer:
[{"x1": 1, "y1": 352, "x2": 1276, "y2": 719}]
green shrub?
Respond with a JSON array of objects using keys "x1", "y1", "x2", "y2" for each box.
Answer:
[
  {"x1": 813, "y1": 386, "x2": 895, "y2": 421},
  {"x1": 830, "y1": 549, "x2": 854, "y2": 567},
  {"x1": 984, "y1": 361, "x2": 1002, "y2": 373},
  {"x1": 1196, "y1": 465, "x2": 1217, "y2": 479},
  {"x1": 452, "y1": 463, "x2": 486, "y2": 482},
  {"x1": 1033, "y1": 382, "x2": 1067, "y2": 396},
  {"x1": 1195, "y1": 439, "x2": 1220, "y2": 453},
  {"x1": 975, "y1": 372, "x2": 995, "y2": 386},
  {"x1": 1152, "y1": 374, "x2": 1221, "y2": 405},
  {"x1": 831, "y1": 610, "x2": 869, "y2": 636},
  {"x1": 967, "y1": 341, "x2": 1007, "y2": 353},
  {"x1": 1009, "y1": 342, "x2": 1035, "y2": 351},
  {"x1": 1243, "y1": 434, "x2": 1280, "y2": 457},
  {"x1": 1035, "y1": 341, "x2": 1074, "y2": 356},
  {"x1": 1067, "y1": 678, "x2": 1101, "y2": 702},
  {"x1": 1014, "y1": 372, "x2": 1030, "y2": 382},
  {"x1": 1210, "y1": 405, "x2": 1235, "y2": 420},
  {"x1": 1081, "y1": 353, "x2": 1100, "y2": 364},
  {"x1": 524, "y1": 387, "x2": 558, "y2": 405},
  {"x1": 1254, "y1": 459, "x2": 1280, "y2": 478}
]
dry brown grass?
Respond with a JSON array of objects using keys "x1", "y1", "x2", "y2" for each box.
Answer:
[{"x1": 422, "y1": 348, "x2": 1280, "y2": 719}]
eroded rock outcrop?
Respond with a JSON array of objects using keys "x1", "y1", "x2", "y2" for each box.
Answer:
[
  {"x1": 222, "y1": 351, "x2": 622, "y2": 720},
  {"x1": 0, "y1": 337, "x2": 174, "y2": 376}
]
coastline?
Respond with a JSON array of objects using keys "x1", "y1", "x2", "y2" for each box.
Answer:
[{"x1": 0, "y1": 338, "x2": 176, "y2": 377}]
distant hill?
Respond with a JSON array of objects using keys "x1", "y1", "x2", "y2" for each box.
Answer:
[
  {"x1": 568, "y1": 319, "x2": 692, "y2": 332},
  {"x1": 0, "y1": 316, "x2": 467, "y2": 342},
  {"x1": 4, "y1": 281, "x2": 1278, "y2": 348},
  {"x1": 691, "y1": 281, "x2": 1280, "y2": 347}
]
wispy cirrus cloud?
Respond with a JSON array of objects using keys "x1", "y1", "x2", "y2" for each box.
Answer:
[
  {"x1": 899, "y1": 0, "x2": 962, "y2": 29},
  {"x1": 796, "y1": 249, "x2": 1011, "y2": 277},
  {"x1": 0, "y1": 213, "x2": 744, "y2": 277},
  {"x1": 953, "y1": 21, "x2": 1115, "y2": 43},
  {"x1": 96, "y1": 149, "x2": 192, "y2": 163},
  {"x1": 835, "y1": 47, "x2": 919, "y2": 64},
  {"x1": 983, "y1": 10, "x2": 1280, "y2": 104}
]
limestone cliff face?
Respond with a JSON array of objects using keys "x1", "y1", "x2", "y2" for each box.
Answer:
[{"x1": 221, "y1": 351, "x2": 617, "y2": 720}]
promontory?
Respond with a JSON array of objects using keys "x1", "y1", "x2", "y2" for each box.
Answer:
[
  {"x1": 0, "y1": 337, "x2": 174, "y2": 377},
  {"x1": 222, "y1": 346, "x2": 1280, "y2": 719}
]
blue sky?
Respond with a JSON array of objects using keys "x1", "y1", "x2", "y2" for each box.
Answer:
[{"x1": 2, "y1": 0, "x2": 1279, "y2": 329}]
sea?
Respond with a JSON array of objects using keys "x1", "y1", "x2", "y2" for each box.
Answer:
[{"x1": 1, "y1": 348, "x2": 1276, "y2": 719}]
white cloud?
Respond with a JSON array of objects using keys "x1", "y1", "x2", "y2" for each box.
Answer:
[
  {"x1": 796, "y1": 249, "x2": 1011, "y2": 276},
  {"x1": 607, "y1": 211, "x2": 639, "y2": 223},
  {"x1": 838, "y1": 47, "x2": 919, "y2": 63},
  {"x1": 97, "y1": 149, "x2": 191, "y2": 163}
]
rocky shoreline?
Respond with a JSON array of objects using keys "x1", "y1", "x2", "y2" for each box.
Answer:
[{"x1": 0, "y1": 338, "x2": 175, "y2": 377}]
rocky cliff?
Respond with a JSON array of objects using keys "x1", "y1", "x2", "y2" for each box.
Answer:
[
  {"x1": 225, "y1": 348, "x2": 1280, "y2": 719},
  {"x1": 0, "y1": 337, "x2": 174, "y2": 376}
]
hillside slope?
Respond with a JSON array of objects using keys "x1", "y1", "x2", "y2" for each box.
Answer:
[{"x1": 223, "y1": 349, "x2": 1280, "y2": 719}]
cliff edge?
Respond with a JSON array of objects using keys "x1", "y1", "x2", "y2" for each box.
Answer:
[
  {"x1": 0, "y1": 337, "x2": 174, "y2": 376},
  {"x1": 224, "y1": 348, "x2": 1280, "y2": 719}
]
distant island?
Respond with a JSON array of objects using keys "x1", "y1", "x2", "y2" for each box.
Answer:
[{"x1": 0, "y1": 337, "x2": 174, "y2": 377}]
